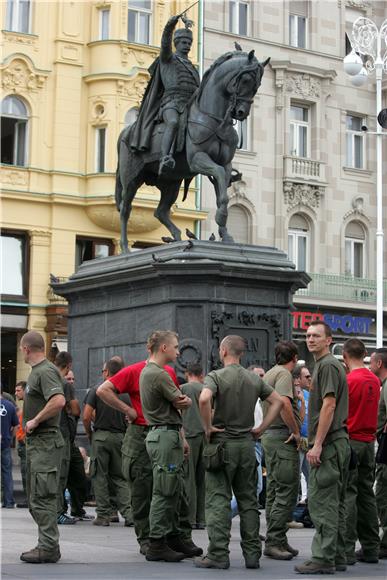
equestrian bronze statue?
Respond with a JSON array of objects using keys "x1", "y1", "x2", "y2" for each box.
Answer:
[{"x1": 116, "y1": 13, "x2": 269, "y2": 252}]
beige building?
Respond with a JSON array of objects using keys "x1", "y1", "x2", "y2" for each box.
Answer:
[
  {"x1": 1, "y1": 0, "x2": 204, "y2": 388},
  {"x1": 201, "y1": 0, "x2": 387, "y2": 360}
]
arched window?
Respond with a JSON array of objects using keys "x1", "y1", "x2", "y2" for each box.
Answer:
[
  {"x1": 345, "y1": 221, "x2": 365, "y2": 277},
  {"x1": 1, "y1": 95, "x2": 28, "y2": 166},
  {"x1": 124, "y1": 107, "x2": 139, "y2": 127},
  {"x1": 288, "y1": 213, "x2": 310, "y2": 271},
  {"x1": 228, "y1": 204, "x2": 249, "y2": 244}
]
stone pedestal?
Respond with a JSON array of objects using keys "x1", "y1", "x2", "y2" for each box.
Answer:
[{"x1": 54, "y1": 241, "x2": 310, "y2": 398}]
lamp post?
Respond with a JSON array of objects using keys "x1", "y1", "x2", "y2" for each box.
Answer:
[{"x1": 344, "y1": 17, "x2": 387, "y2": 348}]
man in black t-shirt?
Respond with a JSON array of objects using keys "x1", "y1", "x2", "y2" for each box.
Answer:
[{"x1": 84, "y1": 358, "x2": 133, "y2": 526}]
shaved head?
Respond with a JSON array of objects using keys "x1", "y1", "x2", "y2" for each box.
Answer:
[
  {"x1": 220, "y1": 335, "x2": 246, "y2": 358},
  {"x1": 20, "y1": 331, "x2": 45, "y2": 352}
]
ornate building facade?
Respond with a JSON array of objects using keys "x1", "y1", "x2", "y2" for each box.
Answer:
[
  {"x1": 1, "y1": 0, "x2": 204, "y2": 386},
  {"x1": 201, "y1": 0, "x2": 387, "y2": 361}
]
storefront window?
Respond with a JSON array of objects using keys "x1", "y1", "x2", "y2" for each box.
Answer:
[{"x1": 1, "y1": 232, "x2": 28, "y2": 298}]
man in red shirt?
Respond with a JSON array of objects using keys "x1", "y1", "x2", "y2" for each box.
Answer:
[
  {"x1": 342, "y1": 338, "x2": 380, "y2": 565},
  {"x1": 97, "y1": 358, "x2": 195, "y2": 556}
]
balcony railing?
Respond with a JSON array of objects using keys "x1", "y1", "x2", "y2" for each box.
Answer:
[
  {"x1": 283, "y1": 156, "x2": 326, "y2": 184},
  {"x1": 296, "y1": 273, "x2": 387, "y2": 305}
]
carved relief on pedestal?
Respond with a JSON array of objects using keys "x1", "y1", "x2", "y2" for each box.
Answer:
[
  {"x1": 1, "y1": 58, "x2": 47, "y2": 93},
  {"x1": 285, "y1": 74, "x2": 321, "y2": 99},
  {"x1": 283, "y1": 181, "x2": 324, "y2": 211}
]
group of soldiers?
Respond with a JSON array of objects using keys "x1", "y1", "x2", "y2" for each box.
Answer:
[{"x1": 17, "y1": 323, "x2": 387, "y2": 575}]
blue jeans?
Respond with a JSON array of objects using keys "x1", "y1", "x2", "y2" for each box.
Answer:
[
  {"x1": 231, "y1": 440, "x2": 263, "y2": 517},
  {"x1": 1, "y1": 446, "x2": 15, "y2": 507}
]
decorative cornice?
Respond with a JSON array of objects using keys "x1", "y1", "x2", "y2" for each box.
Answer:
[{"x1": 285, "y1": 73, "x2": 321, "y2": 99}]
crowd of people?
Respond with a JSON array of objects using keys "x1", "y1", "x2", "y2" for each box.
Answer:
[{"x1": 1, "y1": 323, "x2": 386, "y2": 575}]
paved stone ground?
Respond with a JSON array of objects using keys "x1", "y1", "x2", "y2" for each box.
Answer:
[{"x1": 2, "y1": 505, "x2": 387, "y2": 580}]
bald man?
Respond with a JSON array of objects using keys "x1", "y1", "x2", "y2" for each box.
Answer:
[{"x1": 19, "y1": 331, "x2": 65, "y2": 564}]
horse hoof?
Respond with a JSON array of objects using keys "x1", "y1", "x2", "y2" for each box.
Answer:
[{"x1": 221, "y1": 235, "x2": 235, "y2": 244}]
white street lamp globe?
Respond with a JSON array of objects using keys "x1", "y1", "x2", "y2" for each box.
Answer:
[
  {"x1": 343, "y1": 50, "x2": 363, "y2": 76},
  {"x1": 351, "y1": 67, "x2": 368, "y2": 87}
]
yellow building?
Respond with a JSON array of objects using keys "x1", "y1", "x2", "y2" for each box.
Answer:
[{"x1": 1, "y1": 0, "x2": 205, "y2": 389}]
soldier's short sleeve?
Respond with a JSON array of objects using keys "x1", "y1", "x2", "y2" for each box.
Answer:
[
  {"x1": 203, "y1": 372, "x2": 218, "y2": 398},
  {"x1": 258, "y1": 379, "x2": 274, "y2": 401},
  {"x1": 319, "y1": 363, "x2": 341, "y2": 399},
  {"x1": 274, "y1": 369, "x2": 294, "y2": 399},
  {"x1": 41, "y1": 366, "x2": 64, "y2": 401},
  {"x1": 85, "y1": 387, "x2": 97, "y2": 409},
  {"x1": 158, "y1": 370, "x2": 181, "y2": 402}
]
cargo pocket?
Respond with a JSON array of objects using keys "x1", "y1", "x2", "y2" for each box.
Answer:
[
  {"x1": 32, "y1": 468, "x2": 58, "y2": 500},
  {"x1": 315, "y1": 446, "x2": 340, "y2": 489},
  {"x1": 276, "y1": 447, "x2": 298, "y2": 485},
  {"x1": 203, "y1": 442, "x2": 227, "y2": 472},
  {"x1": 154, "y1": 466, "x2": 180, "y2": 497}
]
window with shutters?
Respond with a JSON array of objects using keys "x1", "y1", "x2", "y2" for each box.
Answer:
[
  {"x1": 228, "y1": 205, "x2": 250, "y2": 244},
  {"x1": 345, "y1": 221, "x2": 366, "y2": 277},
  {"x1": 289, "y1": 1, "x2": 308, "y2": 48},
  {"x1": 288, "y1": 214, "x2": 310, "y2": 271}
]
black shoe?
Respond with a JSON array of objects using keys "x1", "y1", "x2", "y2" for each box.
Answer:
[
  {"x1": 16, "y1": 502, "x2": 29, "y2": 508},
  {"x1": 146, "y1": 538, "x2": 185, "y2": 562},
  {"x1": 355, "y1": 549, "x2": 379, "y2": 563},
  {"x1": 167, "y1": 536, "x2": 203, "y2": 558},
  {"x1": 245, "y1": 556, "x2": 260, "y2": 569}
]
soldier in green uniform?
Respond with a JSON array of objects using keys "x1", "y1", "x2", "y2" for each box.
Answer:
[
  {"x1": 261, "y1": 341, "x2": 301, "y2": 561},
  {"x1": 295, "y1": 321, "x2": 350, "y2": 575},
  {"x1": 84, "y1": 358, "x2": 133, "y2": 526},
  {"x1": 181, "y1": 362, "x2": 206, "y2": 529},
  {"x1": 19, "y1": 331, "x2": 66, "y2": 564},
  {"x1": 195, "y1": 335, "x2": 283, "y2": 570},
  {"x1": 140, "y1": 330, "x2": 203, "y2": 562},
  {"x1": 370, "y1": 348, "x2": 387, "y2": 560}
]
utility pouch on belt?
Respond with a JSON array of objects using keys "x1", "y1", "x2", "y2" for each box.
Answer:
[{"x1": 203, "y1": 441, "x2": 227, "y2": 472}]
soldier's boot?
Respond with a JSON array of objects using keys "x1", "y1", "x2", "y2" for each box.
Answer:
[
  {"x1": 335, "y1": 562, "x2": 347, "y2": 572},
  {"x1": 355, "y1": 548, "x2": 379, "y2": 563},
  {"x1": 379, "y1": 547, "x2": 387, "y2": 559},
  {"x1": 20, "y1": 547, "x2": 61, "y2": 564},
  {"x1": 145, "y1": 538, "x2": 186, "y2": 562},
  {"x1": 284, "y1": 542, "x2": 299, "y2": 556},
  {"x1": 244, "y1": 556, "x2": 260, "y2": 569},
  {"x1": 93, "y1": 516, "x2": 110, "y2": 526},
  {"x1": 110, "y1": 511, "x2": 119, "y2": 523},
  {"x1": 294, "y1": 560, "x2": 335, "y2": 575},
  {"x1": 167, "y1": 535, "x2": 203, "y2": 558},
  {"x1": 194, "y1": 556, "x2": 230, "y2": 569},
  {"x1": 139, "y1": 540, "x2": 150, "y2": 556},
  {"x1": 264, "y1": 545, "x2": 294, "y2": 560}
]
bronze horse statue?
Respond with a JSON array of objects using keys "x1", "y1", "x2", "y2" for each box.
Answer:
[{"x1": 116, "y1": 48, "x2": 269, "y2": 252}]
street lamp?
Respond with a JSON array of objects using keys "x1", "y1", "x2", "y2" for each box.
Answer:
[{"x1": 344, "y1": 17, "x2": 387, "y2": 348}]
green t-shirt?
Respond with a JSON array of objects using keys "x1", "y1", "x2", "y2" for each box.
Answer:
[
  {"x1": 139, "y1": 361, "x2": 182, "y2": 426},
  {"x1": 24, "y1": 359, "x2": 64, "y2": 432},
  {"x1": 181, "y1": 381, "x2": 204, "y2": 437},
  {"x1": 204, "y1": 364, "x2": 273, "y2": 438},
  {"x1": 377, "y1": 378, "x2": 387, "y2": 436},
  {"x1": 308, "y1": 353, "x2": 348, "y2": 445},
  {"x1": 262, "y1": 364, "x2": 301, "y2": 433}
]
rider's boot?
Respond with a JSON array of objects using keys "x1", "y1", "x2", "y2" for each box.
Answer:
[{"x1": 158, "y1": 155, "x2": 176, "y2": 175}]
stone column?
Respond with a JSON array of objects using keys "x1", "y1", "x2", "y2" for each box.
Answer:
[{"x1": 28, "y1": 230, "x2": 52, "y2": 347}]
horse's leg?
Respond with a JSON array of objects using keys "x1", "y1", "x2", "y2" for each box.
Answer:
[
  {"x1": 154, "y1": 182, "x2": 182, "y2": 241},
  {"x1": 120, "y1": 175, "x2": 143, "y2": 253},
  {"x1": 189, "y1": 152, "x2": 234, "y2": 242}
]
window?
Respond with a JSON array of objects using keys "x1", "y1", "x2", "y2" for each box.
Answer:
[
  {"x1": 289, "y1": 105, "x2": 309, "y2": 157},
  {"x1": 1, "y1": 232, "x2": 28, "y2": 298},
  {"x1": 1, "y1": 96, "x2": 28, "y2": 166},
  {"x1": 99, "y1": 8, "x2": 110, "y2": 40},
  {"x1": 75, "y1": 237, "x2": 113, "y2": 269},
  {"x1": 288, "y1": 214, "x2": 310, "y2": 271},
  {"x1": 95, "y1": 127, "x2": 106, "y2": 173},
  {"x1": 345, "y1": 7, "x2": 363, "y2": 55},
  {"x1": 124, "y1": 107, "x2": 139, "y2": 127},
  {"x1": 289, "y1": 1, "x2": 308, "y2": 48},
  {"x1": 346, "y1": 115, "x2": 365, "y2": 169},
  {"x1": 229, "y1": 1, "x2": 248, "y2": 36},
  {"x1": 128, "y1": 0, "x2": 151, "y2": 44},
  {"x1": 227, "y1": 205, "x2": 250, "y2": 244},
  {"x1": 6, "y1": 0, "x2": 31, "y2": 33},
  {"x1": 236, "y1": 119, "x2": 249, "y2": 150},
  {"x1": 345, "y1": 221, "x2": 365, "y2": 277}
]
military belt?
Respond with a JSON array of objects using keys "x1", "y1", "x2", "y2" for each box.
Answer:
[
  {"x1": 27, "y1": 427, "x2": 59, "y2": 437},
  {"x1": 150, "y1": 424, "x2": 181, "y2": 432}
]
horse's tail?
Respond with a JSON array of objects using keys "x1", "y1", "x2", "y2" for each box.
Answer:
[{"x1": 182, "y1": 177, "x2": 194, "y2": 203}]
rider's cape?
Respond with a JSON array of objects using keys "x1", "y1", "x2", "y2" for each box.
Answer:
[{"x1": 129, "y1": 58, "x2": 163, "y2": 153}]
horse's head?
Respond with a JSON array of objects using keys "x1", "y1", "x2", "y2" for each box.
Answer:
[{"x1": 225, "y1": 51, "x2": 270, "y2": 121}]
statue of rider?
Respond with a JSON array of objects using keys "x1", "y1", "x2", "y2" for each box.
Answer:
[{"x1": 129, "y1": 13, "x2": 200, "y2": 175}]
